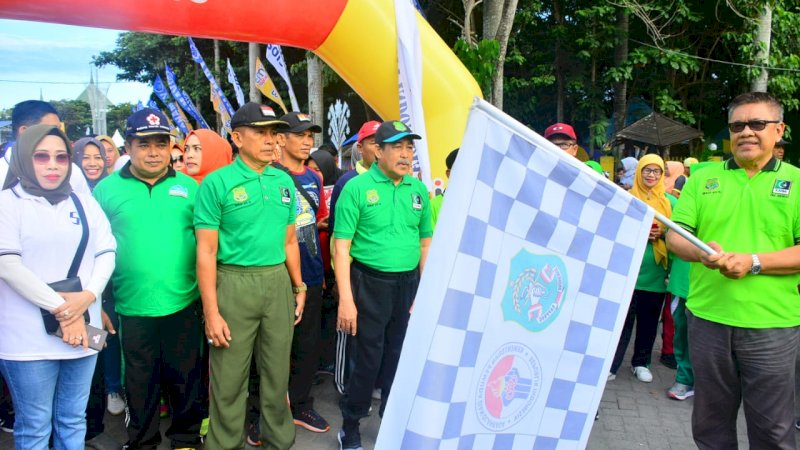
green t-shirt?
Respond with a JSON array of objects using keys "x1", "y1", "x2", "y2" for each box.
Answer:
[
  {"x1": 334, "y1": 164, "x2": 433, "y2": 272},
  {"x1": 431, "y1": 193, "x2": 444, "y2": 229},
  {"x1": 194, "y1": 158, "x2": 295, "y2": 266},
  {"x1": 671, "y1": 158, "x2": 800, "y2": 328},
  {"x1": 666, "y1": 254, "x2": 690, "y2": 299},
  {"x1": 93, "y1": 165, "x2": 199, "y2": 317},
  {"x1": 634, "y1": 194, "x2": 677, "y2": 293}
]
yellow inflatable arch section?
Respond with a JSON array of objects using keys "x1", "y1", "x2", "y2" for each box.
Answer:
[{"x1": 0, "y1": 0, "x2": 482, "y2": 183}]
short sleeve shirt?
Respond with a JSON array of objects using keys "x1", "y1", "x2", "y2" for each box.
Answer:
[
  {"x1": 194, "y1": 158, "x2": 295, "y2": 266},
  {"x1": 671, "y1": 158, "x2": 800, "y2": 328},
  {"x1": 334, "y1": 164, "x2": 432, "y2": 272}
]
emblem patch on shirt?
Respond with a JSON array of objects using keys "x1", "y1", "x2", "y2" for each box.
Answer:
[
  {"x1": 280, "y1": 187, "x2": 292, "y2": 204},
  {"x1": 704, "y1": 177, "x2": 719, "y2": 191},
  {"x1": 773, "y1": 179, "x2": 792, "y2": 197},
  {"x1": 168, "y1": 184, "x2": 189, "y2": 198},
  {"x1": 366, "y1": 189, "x2": 380, "y2": 205},
  {"x1": 232, "y1": 186, "x2": 248, "y2": 203},
  {"x1": 411, "y1": 193, "x2": 422, "y2": 210}
]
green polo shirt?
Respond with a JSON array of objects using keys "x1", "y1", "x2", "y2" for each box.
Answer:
[
  {"x1": 635, "y1": 194, "x2": 677, "y2": 293},
  {"x1": 194, "y1": 158, "x2": 295, "y2": 266},
  {"x1": 334, "y1": 164, "x2": 433, "y2": 272},
  {"x1": 671, "y1": 158, "x2": 800, "y2": 328},
  {"x1": 93, "y1": 164, "x2": 199, "y2": 317}
]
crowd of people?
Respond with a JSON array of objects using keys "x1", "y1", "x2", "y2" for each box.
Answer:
[{"x1": 0, "y1": 90, "x2": 798, "y2": 450}]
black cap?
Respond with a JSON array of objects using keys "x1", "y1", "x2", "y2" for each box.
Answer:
[
  {"x1": 445, "y1": 148, "x2": 459, "y2": 170},
  {"x1": 126, "y1": 108, "x2": 171, "y2": 138},
  {"x1": 230, "y1": 102, "x2": 289, "y2": 129},
  {"x1": 280, "y1": 112, "x2": 322, "y2": 133},
  {"x1": 777, "y1": 139, "x2": 791, "y2": 147},
  {"x1": 374, "y1": 120, "x2": 422, "y2": 145}
]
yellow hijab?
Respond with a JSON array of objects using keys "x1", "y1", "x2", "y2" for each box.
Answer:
[{"x1": 630, "y1": 154, "x2": 671, "y2": 269}]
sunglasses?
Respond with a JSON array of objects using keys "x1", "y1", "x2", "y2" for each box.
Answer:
[
  {"x1": 171, "y1": 155, "x2": 184, "y2": 163},
  {"x1": 32, "y1": 152, "x2": 70, "y2": 165},
  {"x1": 728, "y1": 120, "x2": 780, "y2": 133}
]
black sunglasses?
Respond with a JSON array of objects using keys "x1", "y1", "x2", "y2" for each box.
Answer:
[
  {"x1": 727, "y1": 120, "x2": 780, "y2": 133},
  {"x1": 171, "y1": 155, "x2": 184, "y2": 163}
]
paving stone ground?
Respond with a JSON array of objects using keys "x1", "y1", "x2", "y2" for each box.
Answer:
[{"x1": 2, "y1": 335, "x2": 795, "y2": 449}]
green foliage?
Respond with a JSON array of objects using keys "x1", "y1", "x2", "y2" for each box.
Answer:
[
  {"x1": 453, "y1": 38, "x2": 500, "y2": 95},
  {"x1": 49, "y1": 100, "x2": 92, "y2": 141}
]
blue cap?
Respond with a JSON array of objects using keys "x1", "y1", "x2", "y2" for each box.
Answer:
[{"x1": 126, "y1": 108, "x2": 171, "y2": 138}]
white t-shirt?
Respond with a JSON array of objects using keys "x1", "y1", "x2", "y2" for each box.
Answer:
[
  {"x1": 0, "y1": 187, "x2": 116, "y2": 360},
  {"x1": 1, "y1": 146, "x2": 91, "y2": 195}
]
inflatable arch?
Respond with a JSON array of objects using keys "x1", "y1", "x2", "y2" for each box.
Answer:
[{"x1": 0, "y1": 0, "x2": 482, "y2": 184}]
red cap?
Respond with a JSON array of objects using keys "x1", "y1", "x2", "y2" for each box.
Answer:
[
  {"x1": 544, "y1": 123, "x2": 577, "y2": 140},
  {"x1": 357, "y1": 121, "x2": 381, "y2": 143}
]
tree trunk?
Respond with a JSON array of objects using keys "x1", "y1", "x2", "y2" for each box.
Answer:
[
  {"x1": 248, "y1": 43, "x2": 261, "y2": 102},
  {"x1": 751, "y1": 4, "x2": 772, "y2": 92},
  {"x1": 213, "y1": 39, "x2": 221, "y2": 131},
  {"x1": 489, "y1": 0, "x2": 517, "y2": 110},
  {"x1": 462, "y1": 0, "x2": 477, "y2": 44},
  {"x1": 483, "y1": 0, "x2": 503, "y2": 44},
  {"x1": 554, "y1": 0, "x2": 565, "y2": 121},
  {"x1": 612, "y1": 8, "x2": 629, "y2": 148},
  {"x1": 307, "y1": 53, "x2": 324, "y2": 147}
]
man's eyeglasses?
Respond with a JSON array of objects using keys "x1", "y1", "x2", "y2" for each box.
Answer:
[
  {"x1": 552, "y1": 142, "x2": 576, "y2": 150},
  {"x1": 641, "y1": 168, "x2": 663, "y2": 176},
  {"x1": 171, "y1": 155, "x2": 184, "y2": 163},
  {"x1": 728, "y1": 120, "x2": 780, "y2": 133},
  {"x1": 33, "y1": 152, "x2": 70, "y2": 165}
]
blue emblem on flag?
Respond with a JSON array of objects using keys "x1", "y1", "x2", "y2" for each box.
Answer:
[{"x1": 502, "y1": 250, "x2": 568, "y2": 332}]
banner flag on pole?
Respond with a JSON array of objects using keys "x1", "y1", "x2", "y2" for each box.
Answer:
[
  {"x1": 254, "y1": 57, "x2": 288, "y2": 114},
  {"x1": 164, "y1": 63, "x2": 209, "y2": 129},
  {"x1": 265, "y1": 44, "x2": 300, "y2": 112},
  {"x1": 210, "y1": 82, "x2": 232, "y2": 137},
  {"x1": 226, "y1": 58, "x2": 246, "y2": 108},
  {"x1": 377, "y1": 99, "x2": 654, "y2": 449},
  {"x1": 152, "y1": 75, "x2": 191, "y2": 135},
  {"x1": 187, "y1": 37, "x2": 235, "y2": 119},
  {"x1": 133, "y1": 100, "x2": 144, "y2": 113},
  {"x1": 146, "y1": 99, "x2": 159, "y2": 111},
  {"x1": 395, "y1": 0, "x2": 432, "y2": 189}
]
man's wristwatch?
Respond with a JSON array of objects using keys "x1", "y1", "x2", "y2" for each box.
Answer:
[
  {"x1": 292, "y1": 283, "x2": 307, "y2": 294},
  {"x1": 750, "y1": 254, "x2": 762, "y2": 275}
]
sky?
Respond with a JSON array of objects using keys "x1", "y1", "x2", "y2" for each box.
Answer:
[{"x1": 0, "y1": 19, "x2": 152, "y2": 111}]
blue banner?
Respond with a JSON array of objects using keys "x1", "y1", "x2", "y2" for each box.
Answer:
[
  {"x1": 152, "y1": 75, "x2": 190, "y2": 135},
  {"x1": 226, "y1": 58, "x2": 246, "y2": 108},
  {"x1": 188, "y1": 37, "x2": 235, "y2": 119},
  {"x1": 165, "y1": 63, "x2": 209, "y2": 129}
]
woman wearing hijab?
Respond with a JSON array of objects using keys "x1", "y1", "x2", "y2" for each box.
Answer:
[
  {"x1": 663, "y1": 160, "x2": 685, "y2": 198},
  {"x1": 170, "y1": 141, "x2": 186, "y2": 173},
  {"x1": 0, "y1": 124, "x2": 116, "y2": 449},
  {"x1": 182, "y1": 129, "x2": 232, "y2": 184},
  {"x1": 72, "y1": 137, "x2": 108, "y2": 191},
  {"x1": 609, "y1": 154, "x2": 676, "y2": 383},
  {"x1": 95, "y1": 135, "x2": 119, "y2": 176},
  {"x1": 619, "y1": 156, "x2": 638, "y2": 189}
]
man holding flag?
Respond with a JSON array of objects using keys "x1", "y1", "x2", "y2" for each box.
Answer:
[{"x1": 334, "y1": 120, "x2": 432, "y2": 450}]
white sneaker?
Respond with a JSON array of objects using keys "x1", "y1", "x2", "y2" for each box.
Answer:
[
  {"x1": 632, "y1": 366, "x2": 653, "y2": 383},
  {"x1": 107, "y1": 392, "x2": 126, "y2": 415},
  {"x1": 372, "y1": 388, "x2": 382, "y2": 400},
  {"x1": 607, "y1": 372, "x2": 616, "y2": 381}
]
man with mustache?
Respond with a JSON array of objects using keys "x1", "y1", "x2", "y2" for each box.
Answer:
[{"x1": 333, "y1": 121, "x2": 432, "y2": 450}]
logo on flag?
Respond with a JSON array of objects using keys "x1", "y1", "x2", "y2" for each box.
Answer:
[
  {"x1": 502, "y1": 251, "x2": 568, "y2": 332},
  {"x1": 476, "y1": 343, "x2": 541, "y2": 431}
]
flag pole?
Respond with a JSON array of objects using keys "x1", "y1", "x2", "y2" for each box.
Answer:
[{"x1": 654, "y1": 211, "x2": 717, "y2": 256}]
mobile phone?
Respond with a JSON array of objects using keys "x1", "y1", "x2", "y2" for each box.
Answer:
[{"x1": 55, "y1": 325, "x2": 109, "y2": 351}]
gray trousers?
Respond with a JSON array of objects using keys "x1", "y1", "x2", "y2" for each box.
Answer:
[{"x1": 687, "y1": 310, "x2": 799, "y2": 450}]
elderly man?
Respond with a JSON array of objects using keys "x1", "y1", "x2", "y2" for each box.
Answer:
[
  {"x1": 667, "y1": 91, "x2": 800, "y2": 449},
  {"x1": 195, "y1": 102, "x2": 305, "y2": 450},
  {"x1": 93, "y1": 108, "x2": 204, "y2": 449},
  {"x1": 334, "y1": 120, "x2": 432, "y2": 450}
]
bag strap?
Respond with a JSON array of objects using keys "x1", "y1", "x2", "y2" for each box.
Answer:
[
  {"x1": 272, "y1": 163, "x2": 319, "y2": 214},
  {"x1": 67, "y1": 192, "x2": 89, "y2": 279}
]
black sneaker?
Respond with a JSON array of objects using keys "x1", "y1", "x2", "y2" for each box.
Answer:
[
  {"x1": 660, "y1": 353, "x2": 677, "y2": 370},
  {"x1": 337, "y1": 428, "x2": 363, "y2": 450},
  {"x1": 795, "y1": 419, "x2": 800, "y2": 431},
  {"x1": 293, "y1": 408, "x2": 330, "y2": 433},
  {"x1": 246, "y1": 421, "x2": 262, "y2": 447}
]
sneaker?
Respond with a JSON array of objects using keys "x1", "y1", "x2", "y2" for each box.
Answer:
[
  {"x1": 293, "y1": 408, "x2": 330, "y2": 433},
  {"x1": 607, "y1": 372, "x2": 616, "y2": 381},
  {"x1": 85, "y1": 432, "x2": 119, "y2": 450},
  {"x1": 795, "y1": 419, "x2": 800, "y2": 431},
  {"x1": 632, "y1": 366, "x2": 653, "y2": 383},
  {"x1": 667, "y1": 382, "x2": 695, "y2": 400},
  {"x1": 107, "y1": 392, "x2": 126, "y2": 416},
  {"x1": 246, "y1": 421, "x2": 262, "y2": 447},
  {"x1": 660, "y1": 353, "x2": 677, "y2": 370},
  {"x1": 0, "y1": 409, "x2": 14, "y2": 433},
  {"x1": 199, "y1": 417, "x2": 209, "y2": 437},
  {"x1": 371, "y1": 388, "x2": 382, "y2": 400},
  {"x1": 337, "y1": 428, "x2": 363, "y2": 450},
  {"x1": 317, "y1": 363, "x2": 335, "y2": 376}
]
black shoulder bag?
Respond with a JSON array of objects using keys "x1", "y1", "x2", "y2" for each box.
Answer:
[{"x1": 272, "y1": 162, "x2": 319, "y2": 214}]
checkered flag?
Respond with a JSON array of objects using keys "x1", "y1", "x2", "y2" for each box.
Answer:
[{"x1": 377, "y1": 100, "x2": 654, "y2": 449}]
